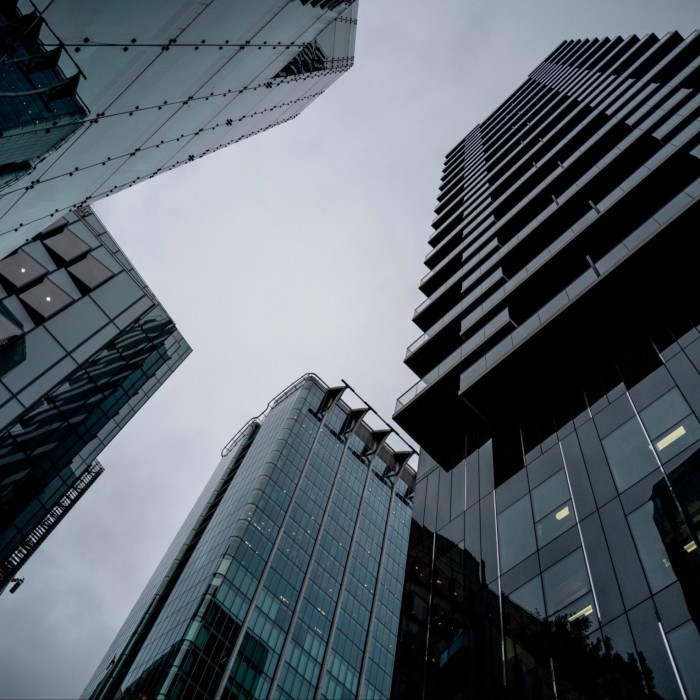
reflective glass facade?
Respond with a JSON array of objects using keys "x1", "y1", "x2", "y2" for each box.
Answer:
[
  {"x1": 84, "y1": 375, "x2": 414, "y2": 700},
  {"x1": 0, "y1": 0, "x2": 358, "y2": 254},
  {"x1": 393, "y1": 34, "x2": 700, "y2": 699},
  {"x1": 0, "y1": 207, "x2": 190, "y2": 590}
]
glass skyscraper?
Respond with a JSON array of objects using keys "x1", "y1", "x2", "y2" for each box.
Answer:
[
  {"x1": 392, "y1": 32, "x2": 700, "y2": 699},
  {"x1": 0, "y1": 206, "x2": 190, "y2": 591},
  {"x1": 84, "y1": 374, "x2": 415, "y2": 700},
  {"x1": 0, "y1": 0, "x2": 358, "y2": 255}
]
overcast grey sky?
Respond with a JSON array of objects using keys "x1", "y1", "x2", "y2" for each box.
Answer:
[{"x1": 3, "y1": 2, "x2": 700, "y2": 698}]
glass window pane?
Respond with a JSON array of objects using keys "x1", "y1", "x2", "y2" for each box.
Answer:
[
  {"x1": 91, "y1": 272, "x2": 144, "y2": 317},
  {"x1": 43, "y1": 228, "x2": 91, "y2": 264},
  {"x1": 536, "y1": 500, "x2": 576, "y2": 547},
  {"x1": 2, "y1": 327, "x2": 64, "y2": 393},
  {"x1": 68, "y1": 254, "x2": 114, "y2": 291},
  {"x1": 509, "y1": 576, "x2": 545, "y2": 618},
  {"x1": 0, "y1": 249, "x2": 46, "y2": 290},
  {"x1": 667, "y1": 621, "x2": 700, "y2": 699},
  {"x1": 531, "y1": 469, "x2": 570, "y2": 520},
  {"x1": 45, "y1": 297, "x2": 110, "y2": 351},
  {"x1": 602, "y1": 418, "x2": 658, "y2": 492},
  {"x1": 542, "y1": 548, "x2": 590, "y2": 617},
  {"x1": 652, "y1": 415, "x2": 700, "y2": 462},
  {"x1": 627, "y1": 502, "x2": 676, "y2": 593},
  {"x1": 639, "y1": 388, "x2": 691, "y2": 441},
  {"x1": 498, "y1": 495, "x2": 536, "y2": 573},
  {"x1": 18, "y1": 279, "x2": 73, "y2": 320}
]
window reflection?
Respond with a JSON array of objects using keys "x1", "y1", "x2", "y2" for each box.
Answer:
[
  {"x1": 497, "y1": 495, "x2": 536, "y2": 572},
  {"x1": 651, "y1": 457, "x2": 700, "y2": 631},
  {"x1": 541, "y1": 549, "x2": 592, "y2": 618}
]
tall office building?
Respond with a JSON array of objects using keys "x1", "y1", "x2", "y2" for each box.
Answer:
[
  {"x1": 0, "y1": 0, "x2": 358, "y2": 254},
  {"x1": 84, "y1": 374, "x2": 415, "y2": 700},
  {"x1": 392, "y1": 32, "x2": 700, "y2": 699},
  {"x1": 0, "y1": 206, "x2": 190, "y2": 590}
]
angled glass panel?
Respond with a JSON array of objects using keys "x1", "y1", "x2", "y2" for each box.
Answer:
[
  {"x1": 68, "y1": 254, "x2": 114, "y2": 291},
  {"x1": 43, "y1": 228, "x2": 91, "y2": 264},
  {"x1": 627, "y1": 501, "x2": 676, "y2": 593},
  {"x1": 0, "y1": 249, "x2": 47, "y2": 290},
  {"x1": 536, "y1": 500, "x2": 576, "y2": 547},
  {"x1": 18, "y1": 278, "x2": 73, "y2": 320},
  {"x1": 542, "y1": 548, "x2": 590, "y2": 617}
]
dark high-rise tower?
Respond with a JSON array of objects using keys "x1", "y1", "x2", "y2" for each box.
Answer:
[
  {"x1": 0, "y1": 1, "x2": 358, "y2": 254},
  {"x1": 393, "y1": 33, "x2": 700, "y2": 699},
  {"x1": 85, "y1": 375, "x2": 415, "y2": 700}
]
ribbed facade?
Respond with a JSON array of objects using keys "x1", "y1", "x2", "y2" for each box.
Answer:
[
  {"x1": 85, "y1": 375, "x2": 414, "y2": 700},
  {"x1": 393, "y1": 34, "x2": 700, "y2": 700}
]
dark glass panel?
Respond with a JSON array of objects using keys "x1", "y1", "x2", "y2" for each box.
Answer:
[
  {"x1": 463, "y1": 503, "x2": 480, "y2": 565},
  {"x1": 465, "y1": 452, "x2": 479, "y2": 509},
  {"x1": 509, "y1": 575, "x2": 544, "y2": 618},
  {"x1": 18, "y1": 278, "x2": 73, "y2": 320},
  {"x1": 667, "y1": 621, "x2": 700, "y2": 699},
  {"x1": 527, "y1": 442, "x2": 564, "y2": 488},
  {"x1": 68, "y1": 254, "x2": 114, "y2": 291},
  {"x1": 436, "y1": 467, "x2": 452, "y2": 531},
  {"x1": 627, "y1": 501, "x2": 676, "y2": 593},
  {"x1": 577, "y1": 421, "x2": 617, "y2": 507},
  {"x1": 535, "y1": 500, "x2": 576, "y2": 548},
  {"x1": 450, "y1": 463, "x2": 465, "y2": 520},
  {"x1": 43, "y1": 228, "x2": 91, "y2": 263},
  {"x1": 424, "y1": 469, "x2": 440, "y2": 532},
  {"x1": 478, "y1": 441, "x2": 494, "y2": 499},
  {"x1": 654, "y1": 582, "x2": 691, "y2": 633},
  {"x1": 480, "y1": 495, "x2": 498, "y2": 584},
  {"x1": 593, "y1": 394, "x2": 635, "y2": 439},
  {"x1": 531, "y1": 470, "x2": 569, "y2": 520},
  {"x1": 541, "y1": 549, "x2": 591, "y2": 618},
  {"x1": 45, "y1": 296, "x2": 109, "y2": 352},
  {"x1": 599, "y1": 499, "x2": 650, "y2": 610},
  {"x1": 2, "y1": 326, "x2": 63, "y2": 393},
  {"x1": 495, "y1": 469, "x2": 528, "y2": 513},
  {"x1": 560, "y1": 432, "x2": 597, "y2": 520},
  {"x1": 0, "y1": 249, "x2": 47, "y2": 290},
  {"x1": 497, "y1": 495, "x2": 535, "y2": 573},
  {"x1": 628, "y1": 365, "x2": 675, "y2": 411},
  {"x1": 666, "y1": 351, "x2": 700, "y2": 422},
  {"x1": 627, "y1": 600, "x2": 682, "y2": 699},
  {"x1": 538, "y1": 524, "x2": 581, "y2": 572},
  {"x1": 579, "y1": 512, "x2": 624, "y2": 622},
  {"x1": 601, "y1": 418, "x2": 659, "y2": 492}
]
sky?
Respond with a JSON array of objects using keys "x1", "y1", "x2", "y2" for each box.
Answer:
[{"x1": 3, "y1": 1, "x2": 700, "y2": 698}]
